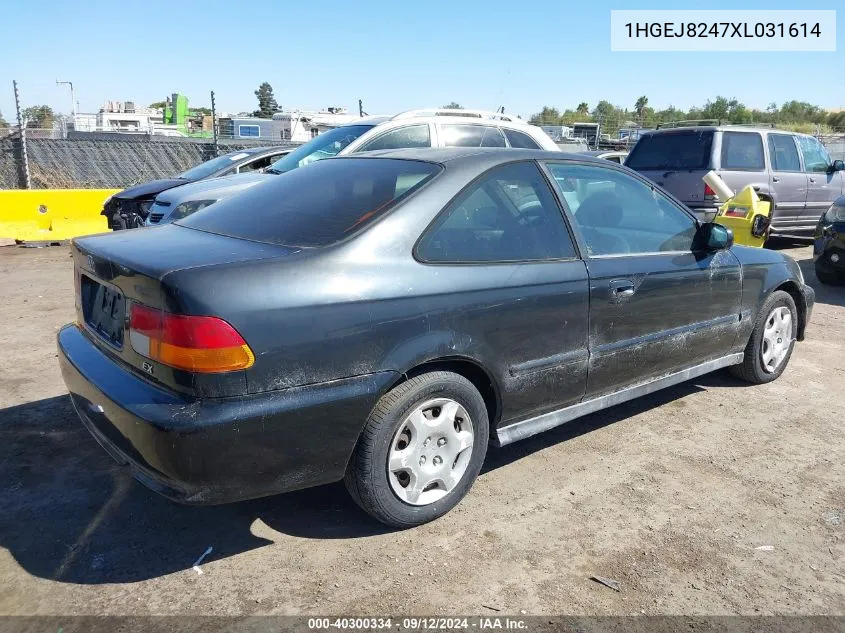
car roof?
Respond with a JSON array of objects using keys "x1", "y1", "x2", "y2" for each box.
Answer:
[
  {"x1": 337, "y1": 146, "x2": 606, "y2": 165},
  {"x1": 645, "y1": 125, "x2": 790, "y2": 135}
]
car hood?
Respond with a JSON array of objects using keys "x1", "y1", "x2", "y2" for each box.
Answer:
[
  {"x1": 113, "y1": 178, "x2": 189, "y2": 200},
  {"x1": 154, "y1": 172, "x2": 272, "y2": 205}
]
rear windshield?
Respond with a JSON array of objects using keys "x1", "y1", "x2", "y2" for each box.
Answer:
[
  {"x1": 626, "y1": 131, "x2": 714, "y2": 171},
  {"x1": 178, "y1": 158, "x2": 440, "y2": 247}
]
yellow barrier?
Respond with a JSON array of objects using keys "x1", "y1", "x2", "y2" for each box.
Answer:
[{"x1": 0, "y1": 189, "x2": 119, "y2": 243}]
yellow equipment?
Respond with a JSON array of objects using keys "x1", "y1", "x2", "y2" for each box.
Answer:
[{"x1": 714, "y1": 185, "x2": 771, "y2": 248}]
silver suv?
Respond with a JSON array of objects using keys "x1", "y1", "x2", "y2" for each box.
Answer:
[{"x1": 625, "y1": 125, "x2": 845, "y2": 235}]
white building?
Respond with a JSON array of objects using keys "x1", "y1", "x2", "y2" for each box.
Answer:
[
  {"x1": 272, "y1": 107, "x2": 362, "y2": 142},
  {"x1": 72, "y1": 101, "x2": 164, "y2": 134}
]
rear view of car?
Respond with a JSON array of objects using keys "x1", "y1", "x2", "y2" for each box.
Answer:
[{"x1": 624, "y1": 129, "x2": 718, "y2": 220}]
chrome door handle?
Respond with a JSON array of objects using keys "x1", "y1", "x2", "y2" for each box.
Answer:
[
  {"x1": 809, "y1": 177, "x2": 816, "y2": 183},
  {"x1": 772, "y1": 176, "x2": 780, "y2": 182}
]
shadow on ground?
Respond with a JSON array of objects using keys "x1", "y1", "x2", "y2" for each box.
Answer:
[
  {"x1": 766, "y1": 236, "x2": 845, "y2": 308},
  {"x1": 0, "y1": 374, "x2": 737, "y2": 585}
]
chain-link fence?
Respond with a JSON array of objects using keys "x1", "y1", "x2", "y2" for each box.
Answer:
[{"x1": 0, "y1": 126, "x2": 299, "y2": 189}]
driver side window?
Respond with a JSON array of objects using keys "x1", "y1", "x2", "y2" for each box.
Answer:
[{"x1": 546, "y1": 162, "x2": 697, "y2": 256}]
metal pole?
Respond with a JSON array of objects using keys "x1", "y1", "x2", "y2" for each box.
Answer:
[
  {"x1": 210, "y1": 90, "x2": 219, "y2": 156},
  {"x1": 56, "y1": 80, "x2": 76, "y2": 117},
  {"x1": 13, "y1": 80, "x2": 31, "y2": 189},
  {"x1": 359, "y1": 99, "x2": 363, "y2": 118}
]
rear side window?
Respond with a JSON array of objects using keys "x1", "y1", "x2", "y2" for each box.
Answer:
[
  {"x1": 767, "y1": 134, "x2": 801, "y2": 172},
  {"x1": 358, "y1": 124, "x2": 431, "y2": 151},
  {"x1": 626, "y1": 131, "x2": 713, "y2": 170},
  {"x1": 417, "y1": 162, "x2": 576, "y2": 263},
  {"x1": 721, "y1": 132, "x2": 765, "y2": 170},
  {"x1": 179, "y1": 158, "x2": 440, "y2": 247},
  {"x1": 503, "y1": 128, "x2": 541, "y2": 149},
  {"x1": 441, "y1": 125, "x2": 507, "y2": 148}
]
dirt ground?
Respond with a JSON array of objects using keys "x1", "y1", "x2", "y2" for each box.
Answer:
[{"x1": 0, "y1": 241, "x2": 842, "y2": 617}]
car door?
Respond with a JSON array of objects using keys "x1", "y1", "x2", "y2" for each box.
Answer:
[
  {"x1": 354, "y1": 123, "x2": 433, "y2": 152},
  {"x1": 415, "y1": 161, "x2": 589, "y2": 422},
  {"x1": 543, "y1": 160, "x2": 743, "y2": 398},
  {"x1": 766, "y1": 133, "x2": 808, "y2": 231},
  {"x1": 799, "y1": 135, "x2": 841, "y2": 221},
  {"x1": 438, "y1": 124, "x2": 507, "y2": 148},
  {"x1": 236, "y1": 154, "x2": 277, "y2": 174}
]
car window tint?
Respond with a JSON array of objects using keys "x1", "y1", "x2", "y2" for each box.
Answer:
[
  {"x1": 359, "y1": 125, "x2": 431, "y2": 151},
  {"x1": 503, "y1": 128, "x2": 541, "y2": 149},
  {"x1": 179, "y1": 158, "x2": 440, "y2": 247},
  {"x1": 768, "y1": 134, "x2": 801, "y2": 172},
  {"x1": 441, "y1": 125, "x2": 506, "y2": 148},
  {"x1": 417, "y1": 162, "x2": 576, "y2": 263},
  {"x1": 798, "y1": 135, "x2": 831, "y2": 173},
  {"x1": 626, "y1": 131, "x2": 713, "y2": 170},
  {"x1": 721, "y1": 132, "x2": 765, "y2": 170},
  {"x1": 238, "y1": 156, "x2": 274, "y2": 173},
  {"x1": 547, "y1": 162, "x2": 696, "y2": 256}
]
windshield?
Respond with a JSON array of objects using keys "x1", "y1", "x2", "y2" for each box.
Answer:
[
  {"x1": 267, "y1": 125, "x2": 375, "y2": 174},
  {"x1": 178, "y1": 151, "x2": 253, "y2": 180},
  {"x1": 179, "y1": 158, "x2": 440, "y2": 247},
  {"x1": 626, "y1": 131, "x2": 714, "y2": 171}
]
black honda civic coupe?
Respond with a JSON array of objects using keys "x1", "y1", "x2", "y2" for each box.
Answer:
[{"x1": 58, "y1": 148, "x2": 814, "y2": 528}]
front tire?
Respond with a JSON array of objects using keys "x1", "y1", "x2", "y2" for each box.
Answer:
[
  {"x1": 730, "y1": 290, "x2": 798, "y2": 384},
  {"x1": 815, "y1": 264, "x2": 844, "y2": 286},
  {"x1": 344, "y1": 371, "x2": 489, "y2": 528}
]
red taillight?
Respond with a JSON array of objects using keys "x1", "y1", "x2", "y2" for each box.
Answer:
[
  {"x1": 704, "y1": 183, "x2": 716, "y2": 197},
  {"x1": 129, "y1": 303, "x2": 254, "y2": 373}
]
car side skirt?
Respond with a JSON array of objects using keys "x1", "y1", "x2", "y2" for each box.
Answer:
[{"x1": 496, "y1": 353, "x2": 743, "y2": 446}]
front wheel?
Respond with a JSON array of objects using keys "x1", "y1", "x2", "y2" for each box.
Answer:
[
  {"x1": 730, "y1": 290, "x2": 798, "y2": 384},
  {"x1": 344, "y1": 371, "x2": 489, "y2": 528}
]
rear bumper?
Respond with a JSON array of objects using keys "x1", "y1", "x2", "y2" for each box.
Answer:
[{"x1": 58, "y1": 324, "x2": 396, "y2": 504}]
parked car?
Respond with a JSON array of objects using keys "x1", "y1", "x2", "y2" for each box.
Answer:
[
  {"x1": 59, "y1": 148, "x2": 813, "y2": 528},
  {"x1": 813, "y1": 195, "x2": 845, "y2": 284},
  {"x1": 102, "y1": 146, "x2": 293, "y2": 230},
  {"x1": 146, "y1": 109, "x2": 559, "y2": 225},
  {"x1": 625, "y1": 125, "x2": 845, "y2": 235},
  {"x1": 580, "y1": 150, "x2": 628, "y2": 164}
]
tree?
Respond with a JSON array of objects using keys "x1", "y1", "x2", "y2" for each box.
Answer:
[
  {"x1": 442, "y1": 102, "x2": 463, "y2": 109},
  {"x1": 0, "y1": 110, "x2": 8, "y2": 129},
  {"x1": 576, "y1": 102, "x2": 589, "y2": 115},
  {"x1": 149, "y1": 101, "x2": 166, "y2": 109},
  {"x1": 634, "y1": 96, "x2": 650, "y2": 119},
  {"x1": 253, "y1": 82, "x2": 279, "y2": 118},
  {"x1": 528, "y1": 106, "x2": 562, "y2": 125},
  {"x1": 22, "y1": 105, "x2": 55, "y2": 129},
  {"x1": 191, "y1": 107, "x2": 212, "y2": 116}
]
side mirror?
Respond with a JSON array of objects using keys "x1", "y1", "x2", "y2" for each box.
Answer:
[
  {"x1": 694, "y1": 222, "x2": 734, "y2": 251},
  {"x1": 830, "y1": 159, "x2": 845, "y2": 173}
]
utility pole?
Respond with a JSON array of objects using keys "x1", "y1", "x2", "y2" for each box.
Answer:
[
  {"x1": 56, "y1": 80, "x2": 76, "y2": 117},
  {"x1": 13, "y1": 80, "x2": 31, "y2": 189},
  {"x1": 210, "y1": 90, "x2": 219, "y2": 156}
]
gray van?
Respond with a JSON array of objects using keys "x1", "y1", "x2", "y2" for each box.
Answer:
[{"x1": 625, "y1": 125, "x2": 845, "y2": 235}]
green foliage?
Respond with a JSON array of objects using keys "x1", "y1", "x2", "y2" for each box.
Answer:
[
  {"x1": 529, "y1": 96, "x2": 845, "y2": 134},
  {"x1": 0, "y1": 110, "x2": 8, "y2": 129},
  {"x1": 148, "y1": 101, "x2": 166, "y2": 109},
  {"x1": 253, "y1": 82, "x2": 279, "y2": 118},
  {"x1": 191, "y1": 107, "x2": 212, "y2": 116},
  {"x1": 442, "y1": 102, "x2": 463, "y2": 109},
  {"x1": 22, "y1": 105, "x2": 55, "y2": 129}
]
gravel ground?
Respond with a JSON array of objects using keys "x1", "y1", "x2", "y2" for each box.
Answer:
[{"x1": 0, "y1": 241, "x2": 843, "y2": 617}]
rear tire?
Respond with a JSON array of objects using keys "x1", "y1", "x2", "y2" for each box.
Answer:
[
  {"x1": 345, "y1": 371, "x2": 489, "y2": 528},
  {"x1": 730, "y1": 290, "x2": 797, "y2": 384}
]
